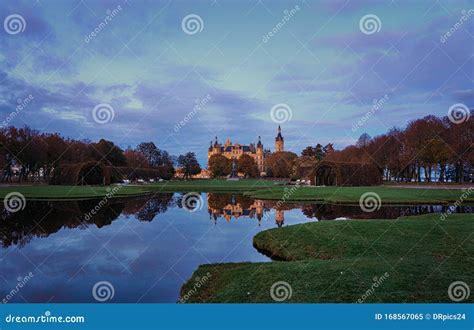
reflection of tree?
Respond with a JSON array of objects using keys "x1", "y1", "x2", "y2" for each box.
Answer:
[
  {"x1": 301, "y1": 204, "x2": 469, "y2": 220},
  {"x1": 0, "y1": 200, "x2": 126, "y2": 248},
  {"x1": 130, "y1": 194, "x2": 174, "y2": 222},
  {"x1": 207, "y1": 193, "x2": 254, "y2": 210}
]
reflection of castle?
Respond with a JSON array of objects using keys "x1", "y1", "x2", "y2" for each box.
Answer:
[
  {"x1": 207, "y1": 193, "x2": 286, "y2": 227},
  {"x1": 207, "y1": 126, "x2": 284, "y2": 173}
]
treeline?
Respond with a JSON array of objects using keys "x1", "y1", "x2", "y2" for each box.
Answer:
[
  {"x1": 0, "y1": 126, "x2": 176, "y2": 182},
  {"x1": 208, "y1": 113, "x2": 472, "y2": 183},
  {"x1": 325, "y1": 114, "x2": 473, "y2": 183}
]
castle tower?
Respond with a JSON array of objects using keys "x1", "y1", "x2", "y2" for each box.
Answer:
[
  {"x1": 275, "y1": 125, "x2": 284, "y2": 152},
  {"x1": 256, "y1": 136, "x2": 264, "y2": 173}
]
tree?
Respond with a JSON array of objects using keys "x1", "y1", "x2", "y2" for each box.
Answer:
[
  {"x1": 238, "y1": 154, "x2": 258, "y2": 178},
  {"x1": 208, "y1": 154, "x2": 231, "y2": 178},
  {"x1": 124, "y1": 149, "x2": 149, "y2": 168},
  {"x1": 89, "y1": 139, "x2": 127, "y2": 166},
  {"x1": 136, "y1": 142, "x2": 160, "y2": 167},
  {"x1": 178, "y1": 152, "x2": 201, "y2": 179},
  {"x1": 301, "y1": 144, "x2": 324, "y2": 160},
  {"x1": 356, "y1": 133, "x2": 371, "y2": 148},
  {"x1": 265, "y1": 151, "x2": 298, "y2": 178}
]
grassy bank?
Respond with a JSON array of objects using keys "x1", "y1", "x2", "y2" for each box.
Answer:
[
  {"x1": 181, "y1": 214, "x2": 473, "y2": 303},
  {"x1": 245, "y1": 185, "x2": 474, "y2": 204},
  {"x1": 0, "y1": 179, "x2": 278, "y2": 200},
  {"x1": 0, "y1": 180, "x2": 471, "y2": 203}
]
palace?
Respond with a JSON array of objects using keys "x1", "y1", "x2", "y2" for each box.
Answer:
[{"x1": 207, "y1": 126, "x2": 285, "y2": 173}]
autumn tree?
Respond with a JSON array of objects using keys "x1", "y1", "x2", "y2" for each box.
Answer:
[
  {"x1": 265, "y1": 151, "x2": 298, "y2": 178},
  {"x1": 208, "y1": 154, "x2": 232, "y2": 178},
  {"x1": 238, "y1": 154, "x2": 258, "y2": 178},
  {"x1": 178, "y1": 152, "x2": 201, "y2": 179}
]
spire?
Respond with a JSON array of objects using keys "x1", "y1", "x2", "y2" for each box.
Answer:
[
  {"x1": 257, "y1": 135, "x2": 262, "y2": 148},
  {"x1": 275, "y1": 125, "x2": 283, "y2": 141},
  {"x1": 214, "y1": 136, "x2": 219, "y2": 147}
]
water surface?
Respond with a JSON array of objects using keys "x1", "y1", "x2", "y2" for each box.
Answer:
[{"x1": 0, "y1": 193, "x2": 470, "y2": 303}]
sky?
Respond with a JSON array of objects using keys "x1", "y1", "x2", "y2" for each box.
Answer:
[{"x1": 0, "y1": 0, "x2": 472, "y2": 164}]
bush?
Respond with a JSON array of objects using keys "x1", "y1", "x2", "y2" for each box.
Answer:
[{"x1": 50, "y1": 162, "x2": 110, "y2": 185}]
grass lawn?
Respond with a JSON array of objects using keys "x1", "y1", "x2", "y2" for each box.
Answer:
[
  {"x1": 181, "y1": 214, "x2": 473, "y2": 303},
  {"x1": 245, "y1": 185, "x2": 474, "y2": 204},
  {"x1": 0, "y1": 184, "x2": 152, "y2": 200},
  {"x1": 0, "y1": 179, "x2": 279, "y2": 200},
  {"x1": 0, "y1": 180, "x2": 471, "y2": 204}
]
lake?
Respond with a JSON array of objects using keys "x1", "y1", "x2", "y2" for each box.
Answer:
[{"x1": 0, "y1": 193, "x2": 471, "y2": 303}]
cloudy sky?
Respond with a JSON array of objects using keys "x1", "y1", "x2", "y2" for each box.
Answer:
[{"x1": 0, "y1": 0, "x2": 472, "y2": 164}]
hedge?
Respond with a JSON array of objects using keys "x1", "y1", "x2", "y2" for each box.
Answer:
[{"x1": 50, "y1": 162, "x2": 110, "y2": 185}]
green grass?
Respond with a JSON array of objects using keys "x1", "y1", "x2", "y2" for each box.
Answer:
[
  {"x1": 0, "y1": 180, "x2": 471, "y2": 204},
  {"x1": 245, "y1": 185, "x2": 474, "y2": 204},
  {"x1": 181, "y1": 214, "x2": 474, "y2": 303},
  {"x1": 0, "y1": 184, "x2": 152, "y2": 200}
]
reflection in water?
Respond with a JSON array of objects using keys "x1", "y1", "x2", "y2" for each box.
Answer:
[
  {"x1": 0, "y1": 195, "x2": 174, "y2": 248},
  {"x1": 0, "y1": 192, "x2": 471, "y2": 303}
]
